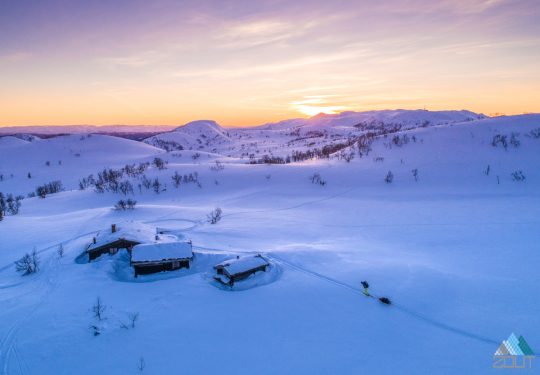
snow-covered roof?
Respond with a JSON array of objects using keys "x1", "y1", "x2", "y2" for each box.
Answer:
[
  {"x1": 87, "y1": 221, "x2": 170, "y2": 251},
  {"x1": 214, "y1": 255, "x2": 269, "y2": 276},
  {"x1": 131, "y1": 242, "x2": 193, "y2": 262}
]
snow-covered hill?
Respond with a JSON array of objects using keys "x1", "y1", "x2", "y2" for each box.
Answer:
[
  {"x1": 144, "y1": 120, "x2": 232, "y2": 152},
  {"x1": 257, "y1": 109, "x2": 486, "y2": 130},
  {"x1": 0, "y1": 134, "x2": 163, "y2": 195},
  {"x1": 143, "y1": 110, "x2": 488, "y2": 158},
  {"x1": 0, "y1": 112, "x2": 539, "y2": 374}
]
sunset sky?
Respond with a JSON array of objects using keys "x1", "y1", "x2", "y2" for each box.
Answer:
[{"x1": 1, "y1": 0, "x2": 539, "y2": 126}]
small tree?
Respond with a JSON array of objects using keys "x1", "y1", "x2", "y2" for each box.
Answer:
[
  {"x1": 511, "y1": 170, "x2": 525, "y2": 182},
  {"x1": 152, "y1": 178, "x2": 162, "y2": 194},
  {"x1": 207, "y1": 207, "x2": 222, "y2": 224},
  {"x1": 137, "y1": 357, "x2": 146, "y2": 372},
  {"x1": 115, "y1": 200, "x2": 127, "y2": 210},
  {"x1": 129, "y1": 312, "x2": 139, "y2": 328},
  {"x1": 411, "y1": 169, "x2": 418, "y2": 182},
  {"x1": 57, "y1": 244, "x2": 64, "y2": 258},
  {"x1": 385, "y1": 171, "x2": 394, "y2": 184},
  {"x1": 0, "y1": 192, "x2": 5, "y2": 215},
  {"x1": 15, "y1": 248, "x2": 39, "y2": 275},
  {"x1": 152, "y1": 157, "x2": 167, "y2": 170},
  {"x1": 172, "y1": 172, "x2": 182, "y2": 188},
  {"x1": 126, "y1": 199, "x2": 137, "y2": 209},
  {"x1": 310, "y1": 173, "x2": 326, "y2": 186},
  {"x1": 210, "y1": 160, "x2": 225, "y2": 171},
  {"x1": 92, "y1": 297, "x2": 106, "y2": 321}
]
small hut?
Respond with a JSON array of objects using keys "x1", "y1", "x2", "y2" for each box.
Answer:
[
  {"x1": 86, "y1": 222, "x2": 161, "y2": 261},
  {"x1": 131, "y1": 242, "x2": 193, "y2": 277},
  {"x1": 213, "y1": 254, "x2": 269, "y2": 286}
]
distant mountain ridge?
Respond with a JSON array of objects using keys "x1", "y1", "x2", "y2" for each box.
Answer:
[
  {"x1": 0, "y1": 124, "x2": 177, "y2": 135},
  {"x1": 256, "y1": 109, "x2": 487, "y2": 130}
]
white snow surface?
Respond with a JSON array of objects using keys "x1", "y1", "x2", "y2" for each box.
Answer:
[
  {"x1": 0, "y1": 111, "x2": 539, "y2": 374},
  {"x1": 215, "y1": 254, "x2": 269, "y2": 276},
  {"x1": 131, "y1": 242, "x2": 193, "y2": 262},
  {"x1": 87, "y1": 221, "x2": 173, "y2": 251}
]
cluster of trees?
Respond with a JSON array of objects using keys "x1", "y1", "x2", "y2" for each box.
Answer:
[
  {"x1": 152, "y1": 157, "x2": 167, "y2": 170},
  {"x1": 492, "y1": 133, "x2": 520, "y2": 150},
  {"x1": 511, "y1": 170, "x2": 526, "y2": 182},
  {"x1": 124, "y1": 162, "x2": 150, "y2": 177},
  {"x1": 171, "y1": 171, "x2": 201, "y2": 188},
  {"x1": 0, "y1": 192, "x2": 24, "y2": 218},
  {"x1": 80, "y1": 163, "x2": 150, "y2": 194},
  {"x1": 207, "y1": 207, "x2": 222, "y2": 224},
  {"x1": 354, "y1": 121, "x2": 403, "y2": 134},
  {"x1": 36, "y1": 180, "x2": 63, "y2": 198},
  {"x1": 210, "y1": 160, "x2": 225, "y2": 171},
  {"x1": 150, "y1": 139, "x2": 184, "y2": 151},
  {"x1": 357, "y1": 133, "x2": 375, "y2": 157},
  {"x1": 528, "y1": 128, "x2": 540, "y2": 139},
  {"x1": 391, "y1": 134, "x2": 412, "y2": 147},
  {"x1": 249, "y1": 154, "x2": 290, "y2": 164},
  {"x1": 94, "y1": 168, "x2": 127, "y2": 194},
  {"x1": 251, "y1": 131, "x2": 379, "y2": 165},
  {"x1": 310, "y1": 173, "x2": 327, "y2": 186},
  {"x1": 115, "y1": 199, "x2": 137, "y2": 210},
  {"x1": 337, "y1": 150, "x2": 355, "y2": 163}
]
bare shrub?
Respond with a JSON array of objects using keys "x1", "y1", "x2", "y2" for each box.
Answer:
[{"x1": 207, "y1": 207, "x2": 222, "y2": 224}]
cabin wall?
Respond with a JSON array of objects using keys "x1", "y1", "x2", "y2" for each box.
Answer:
[
  {"x1": 133, "y1": 259, "x2": 190, "y2": 277},
  {"x1": 228, "y1": 265, "x2": 268, "y2": 285},
  {"x1": 87, "y1": 239, "x2": 139, "y2": 261}
]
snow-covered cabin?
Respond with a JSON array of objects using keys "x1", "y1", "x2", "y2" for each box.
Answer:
[
  {"x1": 213, "y1": 254, "x2": 269, "y2": 286},
  {"x1": 86, "y1": 222, "x2": 164, "y2": 261},
  {"x1": 131, "y1": 241, "x2": 193, "y2": 277}
]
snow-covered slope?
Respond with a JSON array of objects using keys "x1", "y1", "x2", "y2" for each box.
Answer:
[
  {"x1": 144, "y1": 120, "x2": 232, "y2": 151},
  {"x1": 0, "y1": 112, "x2": 539, "y2": 374},
  {"x1": 0, "y1": 133, "x2": 163, "y2": 195},
  {"x1": 0, "y1": 135, "x2": 30, "y2": 147},
  {"x1": 258, "y1": 109, "x2": 486, "y2": 130},
  {"x1": 144, "y1": 110, "x2": 487, "y2": 157}
]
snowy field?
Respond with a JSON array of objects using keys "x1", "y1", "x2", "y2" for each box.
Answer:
[{"x1": 1, "y1": 110, "x2": 539, "y2": 374}]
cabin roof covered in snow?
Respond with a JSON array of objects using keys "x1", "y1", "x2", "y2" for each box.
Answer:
[
  {"x1": 131, "y1": 242, "x2": 193, "y2": 262},
  {"x1": 87, "y1": 221, "x2": 172, "y2": 251},
  {"x1": 214, "y1": 255, "x2": 269, "y2": 276}
]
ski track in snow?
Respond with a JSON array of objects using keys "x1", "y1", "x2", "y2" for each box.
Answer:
[
  {"x1": 1, "y1": 253, "x2": 59, "y2": 374},
  {"x1": 268, "y1": 254, "x2": 499, "y2": 346}
]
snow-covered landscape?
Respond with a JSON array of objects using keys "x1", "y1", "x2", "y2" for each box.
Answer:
[{"x1": 1, "y1": 109, "x2": 539, "y2": 374}]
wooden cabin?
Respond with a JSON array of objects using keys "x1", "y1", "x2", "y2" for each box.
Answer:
[
  {"x1": 213, "y1": 254, "x2": 269, "y2": 286},
  {"x1": 86, "y1": 222, "x2": 158, "y2": 261},
  {"x1": 131, "y1": 241, "x2": 193, "y2": 277},
  {"x1": 87, "y1": 238, "x2": 140, "y2": 261}
]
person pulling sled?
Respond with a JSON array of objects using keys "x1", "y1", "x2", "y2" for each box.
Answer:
[{"x1": 361, "y1": 281, "x2": 370, "y2": 297}]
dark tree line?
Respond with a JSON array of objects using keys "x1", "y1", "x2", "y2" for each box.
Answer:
[{"x1": 36, "y1": 180, "x2": 63, "y2": 198}]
